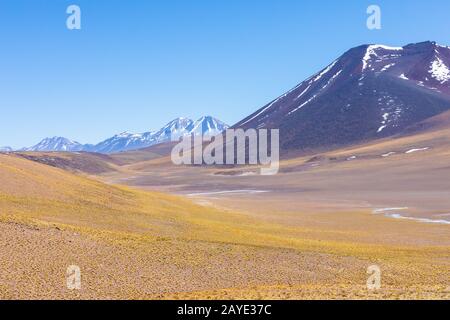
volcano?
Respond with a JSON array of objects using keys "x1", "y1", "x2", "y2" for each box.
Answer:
[{"x1": 234, "y1": 41, "x2": 450, "y2": 153}]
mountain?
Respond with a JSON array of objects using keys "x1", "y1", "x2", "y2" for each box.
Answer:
[
  {"x1": 23, "y1": 116, "x2": 229, "y2": 154},
  {"x1": 150, "y1": 117, "x2": 195, "y2": 144},
  {"x1": 234, "y1": 41, "x2": 450, "y2": 153},
  {"x1": 91, "y1": 116, "x2": 228, "y2": 153},
  {"x1": 23, "y1": 137, "x2": 85, "y2": 152},
  {"x1": 190, "y1": 116, "x2": 229, "y2": 137},
  {"x1": 87, "y1": 131, "x2": 151, "y2": 154},
  {"x1": 0, "y1": 146, "x2": 13, "y2": 152}
]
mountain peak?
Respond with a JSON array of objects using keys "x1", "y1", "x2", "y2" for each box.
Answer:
[
  {"x1": 197, "y1": 115, "x2": 213, "y2": 120},
  {"x1": 191, "y1": 116, "x2": 229, "y2": 137},
  {"x1": 360, "y1": 41, "x2": 445, "y2": 51},
  {"x1": 336, "y1": 41, "x2": 450, "y2": 85},
  {"x1": 23, "y1": 136, "x2": 83, "y2": 152}
]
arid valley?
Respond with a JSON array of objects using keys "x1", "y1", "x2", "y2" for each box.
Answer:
[
  {"x1": 1, "y1": 116, "x2": 450, "y2": 299},
  {"x1": 3, "y1": 1, "x2": 450, "y2": 308}
]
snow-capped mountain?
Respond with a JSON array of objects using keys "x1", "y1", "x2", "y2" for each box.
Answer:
[
  {"x1": 235, "y1": 41, "x2": 450, "y2": 152},
  {"x1": 91, "y1": 116, "x2": 228, "y2": 153},
  {"x1": 22, "y1": 116, "x2": 229, "y2": 154},
  {"x1": 93, "y1": 116, "x2": 229, "y2": 153},
  {"x1": 87, "y1": 131, "x2": 150, "y2": 154},
  {"x1": 151, "y1": 117, "x2": 195, "y2": 144},
  {"x1": 0, "y1": 146, "x2": 13, "y2": 152},
  {"x1": 23, "y1": 137, "x2": 85, "y2": 152}
]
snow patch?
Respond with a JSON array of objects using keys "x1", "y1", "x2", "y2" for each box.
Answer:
[
  {"x1": 373, "y1": 207, "x2": 409, "y2": 214},
  {"x1": 294, "y1": 85, "x2": 311, "y2": 101},
  {"x1": 321, "y1": 70, "x2": 342, "y2": 90},
  {"x1": 380, "y1": 63, "x2": 396, "y2": 72},
  {"x1": 187, "y1": 190, "x2": 269, "y2": 196},
  {"x1": 240, "y1": 90, "x2": 290, "y2": 126},
  {"x1": 288, "y1": 94, "x2": 317, "y2": 115},
  {"x1": 385, "y1": 213, "x2": 450, "y2": 225},
  {"x1": 377, "y1": 113, "x2": 390, "y2": 133},
  {"x1": 362, "y1": 45, "x2": 403, "y2": 72},
  {"x1": 289, "y1": 69, "x2": 341, "y2": 116},
  {"x1": 429, "y1": 57, "x2": 450, "y2": 83}
]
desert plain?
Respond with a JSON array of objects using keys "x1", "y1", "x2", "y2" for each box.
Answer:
[{"x1": 0, "y1": 123, "x2": 449, "y2": 300}]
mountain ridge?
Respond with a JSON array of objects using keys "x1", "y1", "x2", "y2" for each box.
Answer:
[
  {"x1": 22, "y1": 116, "x2": 229, "y2": 154},
  {"x1": 15, "y1": 41, "x2": 450, "y2": 156}
]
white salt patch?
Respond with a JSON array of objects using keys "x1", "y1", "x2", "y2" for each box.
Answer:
[
  {"x1": 381, "y1": 152, "x2": 396, "y2": 158},
  {"x1": 187, "y1": 190, "x2": 269, "y2": 196},
  {"x1": 405, "y1": 147, "x2": 429, "y2": 154},
  {"x1": 373, "y1": 207, "x2": 409, "y2": 214},
  {"x1": 385, "y1": 213, "x2": 450, "y2": 225},
  {"x1": 380, "y1": 63, "x2": 396, "y2": 72}
]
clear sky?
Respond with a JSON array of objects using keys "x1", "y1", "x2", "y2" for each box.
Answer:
[{"x1": 1, "y1": 0, "x2": 449, "y2": 148}]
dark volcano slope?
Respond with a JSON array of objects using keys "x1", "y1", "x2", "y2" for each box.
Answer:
[{"x1": 234, "y1": 41, "x2": 450, "y2": 153}]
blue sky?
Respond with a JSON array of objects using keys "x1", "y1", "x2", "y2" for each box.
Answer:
[{"x1": 1, "y1": 0, "x2": 449, "y2": 148}]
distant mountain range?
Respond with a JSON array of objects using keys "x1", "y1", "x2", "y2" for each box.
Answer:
[
  {"x1": 20, "y1": 116, "x2": 229, "y2": 154},
  {"x1": 0, "y1": 146, "x2": 13, "y2": 152},
  {"x1": 234, "y1": 41, "x2": 450, "y2": 153},
  {"x1": 9, "y1": 41, "x2": 450, "y2": 156},
  {"x1": 22, "y1": 137, "x2": 84, "y2": 153}
]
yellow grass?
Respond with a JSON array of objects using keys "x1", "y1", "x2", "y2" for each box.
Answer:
[{"x1": 0, "y1": 153, "x2": 449, "y2": 299}]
